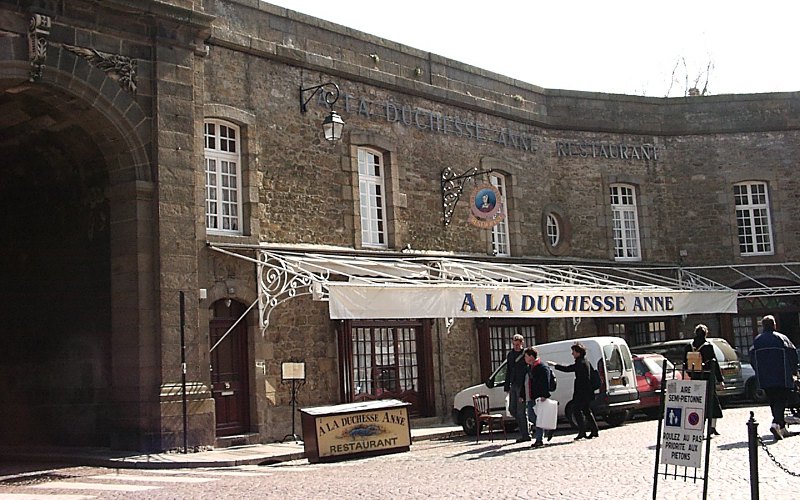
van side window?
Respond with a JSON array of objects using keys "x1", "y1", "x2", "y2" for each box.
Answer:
[{"x1": 491, "y1": 363, "x2": 507, "y2": 387}]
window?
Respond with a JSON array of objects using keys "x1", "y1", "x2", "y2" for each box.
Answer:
[
  {"x1": 608, "y1": 320, "x2": 667, "y2": 346},
  {"x1": 490, "y1": 173, "x2": 510, "y2": 256},
  {"x1": 488, "y1": 324, "x2": 536, "y2": 370},
  {"x1": 339, "y1": 320, "x2": 434, "y2": 417},
  {"x1": 358, "y1": 148, "x2": 387, "y2": 248},
  {"x1": 546, "y1": 213, "x2": 560, "y2": 247},
  {"x1": 205, "y1": 120, "x2": 241, "y2": 234},
  {"x1": 734, "y1": 182, "x2": 774, "y2": 256},
  {"x1": 610, "y1": 184, "x2": 641, "y2": 261},
  {"x1": 732, "y1": 316, "x2": 757, "y2": 360}
]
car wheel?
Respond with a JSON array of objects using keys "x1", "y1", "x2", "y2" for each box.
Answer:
[
  {"x1": 461, "y1": 408, "x2": 478, "y2": 436},
  {"x1": 746, "y1": 378, "x2": 768, "y2": 404},
  {"x1": 564, "y1": 401, "x2": 578, "y2": 430},
  {"x1": 604, "y1": 411, "x2": 628, "y2": 427}
]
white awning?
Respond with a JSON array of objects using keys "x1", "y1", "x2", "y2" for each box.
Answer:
[
  {"x1": 208, "y1": 243, "x2": 739, "y2": 330},
  {"x1": 326, "y1": 284, "x2": 736, "y2": 320}
]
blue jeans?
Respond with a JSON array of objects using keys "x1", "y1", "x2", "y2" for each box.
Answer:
[
  {"x1": 508, "y1": 385, "x2": 528, "y2": 438},
  {"x1": 526, "y1": 400, "x2": 544, "y2": 442}
]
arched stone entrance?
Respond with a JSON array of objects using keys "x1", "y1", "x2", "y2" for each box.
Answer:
[{"x1": 0, "y1": 54, "x2": 156, "y2": 449}]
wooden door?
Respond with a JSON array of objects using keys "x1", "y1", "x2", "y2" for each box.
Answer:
[{"x1": 210, "y1": 300, "x2": 250, "y2": 436}]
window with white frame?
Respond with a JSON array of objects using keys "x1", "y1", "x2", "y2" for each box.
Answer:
[
  {"x1": 734, "y1": 181, "x2": 774, "y2": 256},
  {"x1": 490, "y1": 173, "x2": 510, "y2": 256},
  {"x1": 205, "y1": 120, "x2": 242, "y2": 234},
  {"x1": 610, "y1": 184, "x2": 641, "y2": 261},
  {"x1": 358, "y1": 148, "x2": 387, "y2": 248},
  {"x1": 546, "y1": 213, "x2": 560, "y2": 247}
]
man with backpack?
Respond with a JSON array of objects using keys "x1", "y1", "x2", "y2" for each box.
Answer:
[
  {"x1": 523, "y1": 346, "x2": 554, "y2": 448},
  {"x1": 504, "y1": 333, "x2": 530, "y2": 442}
]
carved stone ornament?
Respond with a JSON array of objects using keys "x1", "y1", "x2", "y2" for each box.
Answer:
[
  {"x1": 62, "y1": 44, "x2": 137, "y2": 94},
  {"x1": 28, "y1": 13, "x2": 51, "y2": 82}
]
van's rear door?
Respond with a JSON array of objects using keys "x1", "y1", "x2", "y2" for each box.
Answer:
[{"x1": 601, "y1": 343, "x2": 638, "y2": 404}]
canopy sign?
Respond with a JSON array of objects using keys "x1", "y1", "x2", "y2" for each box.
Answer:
[{"x1": 327, "y1": 285, "x2": 737, "y2": 320}]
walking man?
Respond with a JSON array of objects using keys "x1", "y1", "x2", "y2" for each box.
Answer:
[
  {"x1": 504, "y1": 333, "x2": 530, "y2": 442},
  {"x1": 750, "y1": 315, "x2": 798, "y2": 440}
]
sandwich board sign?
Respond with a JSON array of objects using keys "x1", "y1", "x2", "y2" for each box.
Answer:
[{"x1": 659, "y1": 379, "x2": 706, "y2": 468}]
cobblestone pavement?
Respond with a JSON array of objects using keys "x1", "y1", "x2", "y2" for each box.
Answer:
[{"x1": 1, "y1": 406, "x2": 798, "y2": 499}]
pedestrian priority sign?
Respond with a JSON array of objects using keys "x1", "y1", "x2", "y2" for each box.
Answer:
[{"x1": 660, "y1": 380, "x2": 707, "y2": 468}]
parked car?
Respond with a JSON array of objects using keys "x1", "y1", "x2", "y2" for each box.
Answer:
[
  {"x1": 630, "y1": 338, "x2": 746, "y2": 401},
  {"x1": 452, "y1": 336, "x2": 639, "y2": 435},
  {"x1": 632, "y1": 353, "x2": 683, "y2": 417},
  {"x1": 740, "y1": 361, "x2": 768, "y2": 403}
]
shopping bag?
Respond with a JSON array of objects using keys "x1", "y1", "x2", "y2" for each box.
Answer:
[{"x1": 534, "y1": 398, "x2": 558, "y2": 430}]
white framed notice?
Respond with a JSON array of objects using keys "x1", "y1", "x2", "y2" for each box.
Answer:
[
  {"x1": 660, "y1": 379, "x2": 707, "y2": 468},
  {"x1": 282, "y1": 362, "x2": 306, "y2": 381}
]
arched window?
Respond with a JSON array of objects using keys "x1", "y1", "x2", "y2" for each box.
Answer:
[
  {"x1": 546, "y1": 213, "x2": 560, "y2": 247},
  {"x1": 358, "y1": 147, "x2": 388, "y2": 248},
  {"x1": 204, "y1": 119, "x2": 242, "y2": 234},
  {"x1": 490, "y1": 173, "x2": 510, "y2": 256},
  {"x1": 610, "y1": 183, "x2": 641, "y2": 261}
]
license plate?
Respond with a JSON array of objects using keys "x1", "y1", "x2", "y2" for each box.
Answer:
[
  {"x1": 722, "y1": 367, "x2": 737, "y2": 377},
  {"x1": 609, "y1": 378, "x2": 624, "y2": 386}
]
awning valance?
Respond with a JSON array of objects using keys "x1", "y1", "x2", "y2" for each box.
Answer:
[{"x1": 208, "y1": 243, "x2": 740, "y2": 330}]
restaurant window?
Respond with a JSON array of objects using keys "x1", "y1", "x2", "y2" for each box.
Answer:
[
  {"x1": 205, "y1": 120, "x2": 242, "y2": 234},
  {"x1": 476, "y1": 320, "x2": 543, "y2": 380},
  {"x1": 732, "y1": 316, "x2": 758, "y2": 360},
  {"x1": 610, "y1": 184, "x2": 641, "y2": 261},
  {"x1": 358, "y1": 147, "x2": 387, "y2": 248},
  {"x1": 734, "y1": 181, "x2": 774, "y2": 256},
  {"x1": 338, "y1": 320, "x2": 434, "y2": 417},
  {"x1": 490, "y1": 173, "x2": 510, "y2": 256},
  {"x1": 608, "y1": 320, "x2": 667, "y2": 346}
]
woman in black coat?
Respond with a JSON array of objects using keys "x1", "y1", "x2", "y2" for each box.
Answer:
[
  {"x1": 549, "y1": 342, "x2": 599, "y2": 440},
  {"x1": 684, "y1": 324, "x2": 724, "y2": 434}
]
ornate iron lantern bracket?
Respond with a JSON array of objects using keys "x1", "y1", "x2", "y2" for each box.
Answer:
[{"x1": 441, "y1": 166, "x2": 493, "y2": 226}]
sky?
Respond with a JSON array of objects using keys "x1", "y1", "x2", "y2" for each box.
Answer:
[{"x1": 264, "y1": 1, "x2": 799, "y2": 97}]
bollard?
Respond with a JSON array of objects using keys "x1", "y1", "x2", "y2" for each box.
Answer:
[{"x1": 747, "y1": 411, "x2": 759, "y2": 500}]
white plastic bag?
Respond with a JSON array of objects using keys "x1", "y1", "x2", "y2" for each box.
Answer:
[{"x1": 534, "y1": 398, "x2": 558, "y2": 430}]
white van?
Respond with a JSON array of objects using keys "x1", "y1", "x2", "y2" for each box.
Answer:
[{"x1": 452, "y1": 336, "x2": 639, "y2": 435}]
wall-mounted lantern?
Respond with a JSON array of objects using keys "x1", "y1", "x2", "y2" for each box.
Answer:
[{"x1": 300, "y1": 81, "x2": 345, "y2": 142}]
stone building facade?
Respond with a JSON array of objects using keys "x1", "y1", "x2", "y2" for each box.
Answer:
[{"x1": 1, "y1": 0, "x2": 798, "y2": 452}]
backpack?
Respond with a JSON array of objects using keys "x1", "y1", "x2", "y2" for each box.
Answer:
[
  {"x1": 686, "y1": 346, "x2": 705, "y2": 371},
  {"x1": 589, "y1": 363, "x2": 601, "y2": 391},
  {"x1": 547, "y1": 365, "x2": 558, "y2": 392}
]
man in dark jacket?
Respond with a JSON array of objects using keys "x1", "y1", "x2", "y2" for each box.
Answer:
[
  {"x1": 504, "y1": 333, "x2": 529, "y2": 442},
  {"x1": 549, "y1": 342, "x2": 599, "y2": 440},
  {"x1": 524, "y1": 346, "x2": 552, "y2": 448},
  {"x1": 750, "y1": 315, "x2": 799, "y2": 440}
]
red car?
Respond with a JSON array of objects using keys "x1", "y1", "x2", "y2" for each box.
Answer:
[{"x1": 633, "y1": 353, "x2": 682, "y2": 417}]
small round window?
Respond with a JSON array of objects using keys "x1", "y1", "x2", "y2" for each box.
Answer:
[{"x1": 546, "y1": 213, "x2": 560, "y2": 247}]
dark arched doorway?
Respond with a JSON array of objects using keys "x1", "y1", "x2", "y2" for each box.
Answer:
[{"x1": 0, "y1": 88, "x2": 112, "y2": 446}]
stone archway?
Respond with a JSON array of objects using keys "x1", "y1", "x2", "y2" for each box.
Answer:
[{"x1": 0, "y1": 57, "x2": 156, "y2": 448}]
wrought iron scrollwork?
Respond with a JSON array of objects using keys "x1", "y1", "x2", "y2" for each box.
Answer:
[
  {"x1": 257, "y1": 252, "x2": 330, "y2": 331},
  {"x1": 441, "y1": 167, "x2": 493, "y2": 226}
]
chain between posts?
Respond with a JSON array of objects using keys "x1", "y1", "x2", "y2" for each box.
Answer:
[{"x1": 757, "y1": 435, "x2": 800, "y2": 477}]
